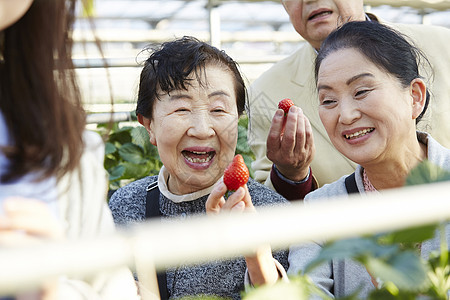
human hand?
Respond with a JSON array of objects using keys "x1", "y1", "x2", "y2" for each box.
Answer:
[
  {"x1": 205, "y1": 180, "x2": 255, "y2": 215},
  {"x1": 0, "y1": 197, "x2": 64, "y2": 299},
  {"x1": 266, "y1": 105, "x2": 315, "y2": 182},
  {"x1": 0, "y1": 197, "x2": 64, "y2": 246}
]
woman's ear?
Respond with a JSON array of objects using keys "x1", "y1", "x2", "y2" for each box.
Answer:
[
  {"x1": 410, "y1": 78, "x2": 427, "y2": 120},
  {"x1": 137, "y1": 114, "x2": 157, "y2": 146}
]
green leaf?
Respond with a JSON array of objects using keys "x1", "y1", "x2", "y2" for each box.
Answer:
[
  {"x1": 122, "y1": 162, "x2": 151, "y2": 179},
  {"x1": 103, "y1": 156, "x2": 118, "y2": 170},
  {"x1": 118, "y1": 143, "x2": 146, "y2": 164},
  {"x1": 131, "y1": 126, "x2": 151, "y2": 151},
  {"x1": 108, "y1": 181, "x2": 121, "y2": 192},
  {"x1": 105, "y1": 142, "x2": 116, "y2": 155},
  {"x1": 368, "y1": 288, "x2": 416, "y2": 300},
  {"x1": 82, "y1": 0, "x2": 96, "y2": 17},
  {"x1": 305, "y1": 238, "x2": 397, "y2": 273},
  {"x1": 238, "y1": 114, "x2": 249, "y2": 128},
  {"x1": 366, "y1": 250, "x2": 430, "y2": 292},
  {"x1": 108, "y1": 127, "x2": 132, "y2": 145},
  {"x1": 378, "y1": 224, "x2": 437, "y2": 247},
  {"x1": 241, "y1": 154, "x2": 255, "y2": 178},
  {"x1": 108, "y1": 165, "x2": 125, "y2": 181},
  {"x1": 236, "y1": 125, "x2": 251, "y2": 153},
  {"x1": 406, "y1": 160, "x2": 450, "y2": 186}
]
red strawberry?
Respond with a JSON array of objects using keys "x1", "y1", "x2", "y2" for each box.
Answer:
[
  {"x1": 223, "y1": 154, "x2": 249, "y2": 192},
  {"x1": 278, "y1": 98, "x2": 294, "y2": 116}
]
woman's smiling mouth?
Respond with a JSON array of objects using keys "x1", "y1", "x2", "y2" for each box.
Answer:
[
  {"x1": 344, "y1": 128, "x2": 374, "y2": 140},
  {"x1": 182, "y1": 150, "x2": 215, "y2": 164},
  {"x1": 308, "y1": 9, "x2": 332, "y2": 21}
]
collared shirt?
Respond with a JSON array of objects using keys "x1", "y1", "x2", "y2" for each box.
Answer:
[{"x1": 157, "y1": 165, "x2": 216, "y2": 203}]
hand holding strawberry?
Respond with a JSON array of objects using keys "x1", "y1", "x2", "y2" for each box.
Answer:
[
  {"x1": 206, "y1": 154, "x2": 253, "y2": 214},
  {"x1": 278, "y1": 98, "x2": 294, "y2": 116},
  {"x1": 223, "y1": 154, "x2": 249, "y2": 192},
  {"x1": 267, "y1": 97, "x2": 315, "y2": 183}
]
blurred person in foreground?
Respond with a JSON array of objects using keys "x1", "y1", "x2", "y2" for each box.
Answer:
[
  {"x1": 213, "y1": 21, "x2": 450, "y2": 298},
  {"x1": 248, "y1": 0, "x2": 450, "y2": 198},
  {"x1": 0, "y1": 0, "x2": 139, "y2": 299},
  {"x1": 108, "y1": 36, "x2": 289, "y2": 300}
]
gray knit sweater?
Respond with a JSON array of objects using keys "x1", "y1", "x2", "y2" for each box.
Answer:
[{"x1": 109, "y1": 176, "x2": 289, "y2": 300}]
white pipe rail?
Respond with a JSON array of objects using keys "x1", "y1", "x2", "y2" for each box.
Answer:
[{"x1": 1, "y1": 181, "x2": 449, "y2": 296}]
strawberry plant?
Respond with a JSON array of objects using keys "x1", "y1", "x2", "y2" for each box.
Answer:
[{"x1": 98, "y1": 123, "x2": 162, "y2": 194}]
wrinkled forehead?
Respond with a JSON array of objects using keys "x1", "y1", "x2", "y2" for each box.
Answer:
[{"x1": 162, "y1": 62, "x2": 235, "y2": 92}]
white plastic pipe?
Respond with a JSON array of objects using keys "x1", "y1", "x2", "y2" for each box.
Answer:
[{"x1": 0, "y1": 181, "x2": 449, "y2": 295}]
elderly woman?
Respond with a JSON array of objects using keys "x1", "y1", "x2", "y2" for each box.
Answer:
[
  {"x1": 108, "y1": 36, "x2": 288, "y2": 299},
  {"x1": 208, "y1": 21, "x2": 450, "y2": 298}
]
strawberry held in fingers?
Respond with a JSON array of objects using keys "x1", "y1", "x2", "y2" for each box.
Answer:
[
  {"x1": 278, "y1": 98, "x2": 294, "y2": 116},
  {"x1": 223, "y1": 154, "x2": 249, "y2": 191}
]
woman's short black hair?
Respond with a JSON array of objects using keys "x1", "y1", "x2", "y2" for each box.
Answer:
[
  {"x1": 136, "y1": 36, "x2": 246, "y2": 120},
  {"x1": 315, "y1": 21, "x2": 432, "y2": 124}
]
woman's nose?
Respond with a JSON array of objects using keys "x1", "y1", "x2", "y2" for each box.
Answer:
[
  {"x1": 338, "y1": 98, "x2": 361, "y2": 125},
  {"x1": 187, "y1": 111, "x2": 215, "y2": 138}
]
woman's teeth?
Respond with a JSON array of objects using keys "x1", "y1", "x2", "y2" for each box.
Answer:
[
  {"x1": 345, "y1": 128, "x2": 374, "y2": 139},
  {"x1": 183, "y1": 151, "x2": 213, "y2": 163}
]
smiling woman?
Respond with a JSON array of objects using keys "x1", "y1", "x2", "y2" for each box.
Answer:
[
  {"x1": 108, "y1": 36, "x2": 289, "y2": 300},
  {"x1": 315, "y1": 21, "x2": 430, "y2": 182},
  {"x1": 282, "y1": 20, "x2": 450, "y2": 298}
]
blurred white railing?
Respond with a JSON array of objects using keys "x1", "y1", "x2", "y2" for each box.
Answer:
[{"x1": 1, "y1": 180, "x2": 449, "y2": 298}]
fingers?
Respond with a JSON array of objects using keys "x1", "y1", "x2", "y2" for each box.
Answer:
[
  {"x1": 223, "y1": 186, "x2": 256, "y2": 213},
  {"x1": 280, "y1": 106, "x2": 300, "y2": 153},
  {"x1": 293, "y1": 110, "x2": 314, "y2": 159},
  {"x1": 268, "y1": 106, "x2": 303, "y2": 159},
  {"x1": 206, "y1": 182, "x2": 255, "y2": 214},
  {"x1": 221, "y1": 187, "x2": 246, "y2": 210},
  {"x1": 267, "y1": 109, "x2": 284, "y2": 157},
  {"x1": 240, "y1": 185, "x2": 255, "y2": 211},
  {"x1": 266, "y1": 105, "x2": 315, "y2": 181},
  {"x1": 0, "y1": 197, "x2": 63, "y2": 240},
  {"x1": 0, "y1": 230, "x2": 41, "y2": 247},
  {"x1": 206, "y1": 181, "x2": 227, "y2": 215},
  {"x1": 231, "y1": 201, "x2": 245, "y2": 212}
]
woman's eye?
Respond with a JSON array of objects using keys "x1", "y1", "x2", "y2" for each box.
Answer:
[
  {"x1": 355, "y1": 89, "x2": 371, "y2": 97},
  {"x1": 320, "y1": 99, "x2": 336, "y2": 106},
  {"x1": 210, "y1": 105, "x2": 227, "y2": 113},
  {"x1": 175, "y1": 108, "x2": 189, "y2": 112}
]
